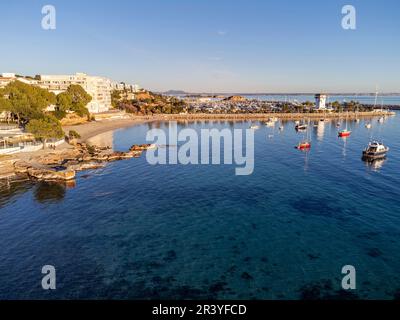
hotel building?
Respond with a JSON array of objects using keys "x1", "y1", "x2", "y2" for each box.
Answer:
[
  {"x1": 1, "y1": 72, "x2": 112, "y2": 113},
  {"x1": 1, "y1": 72, "x2": 141, "y2": 114},
  {"x1": 38, "y1": 73, "x2": 112, "y2": 113}
]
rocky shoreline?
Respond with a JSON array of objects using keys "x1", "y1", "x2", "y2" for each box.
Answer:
[{"x1": 7, "y1": 143, "x2": 155, "y2": 182}]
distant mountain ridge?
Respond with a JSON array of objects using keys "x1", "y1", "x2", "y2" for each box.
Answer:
[{"x1": 164, "y1": 90, "x2": 188, "y2": 95}]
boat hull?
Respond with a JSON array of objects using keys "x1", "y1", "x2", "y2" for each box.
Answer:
[
  {"x1": 338, "y1": 131, "x2": 351, "y2": 137},
  {"x1": 362, "y1": 150, "x2": 388, "y2": 160},
  {"x1": 296, "y1": 143, "x2": 311, "y2": 150}
]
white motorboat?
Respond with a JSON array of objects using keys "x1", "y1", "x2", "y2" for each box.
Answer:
[{"x1": 362, "y1": 141, "x2": 389, "y2": 160}]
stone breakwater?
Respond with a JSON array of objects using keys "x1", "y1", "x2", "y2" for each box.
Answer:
[{"x1": 10, "y1": 143, "x2": 155, "y2": 182}]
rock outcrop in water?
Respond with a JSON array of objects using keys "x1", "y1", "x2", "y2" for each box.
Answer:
[
  {"x1": 14, "y1": 161, "x2": 76, "y2": 181},
  {"x1": 11, "y1": 143, "x2": 155, "y2": 182}
]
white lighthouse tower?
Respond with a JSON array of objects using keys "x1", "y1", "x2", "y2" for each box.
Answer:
[{"x1": 315, "y1": 94, "x2": 327, "y2": 110}]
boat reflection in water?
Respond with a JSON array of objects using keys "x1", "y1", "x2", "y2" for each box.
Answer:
[
  {"x1": 316, "y1": 121, "x2": 325, "y2": 141},
  {"x1": 363, "y1": 158, "x2": 387, "y2": 172}
]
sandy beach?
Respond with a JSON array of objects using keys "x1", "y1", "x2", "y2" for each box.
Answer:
[{"x1": 63, "y1": 117, "x2": 152, "y2": 142}]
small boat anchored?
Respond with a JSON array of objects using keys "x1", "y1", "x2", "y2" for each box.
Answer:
[
  {"x1": 296, "y1": 119, "x2": 311, "y2": 150},
  {"x1": 362, "y1": 141, "x2": 389, "y2": 160},
  {"x1": 338, "y1": 114, "x2": 351, "y2": 137},
  {"x1": 338, "y1": 129, "x2": 351, "y2": 137},
  {"x1": 295, "y1": 124, "x2": 308, "y2": 131},
  {"x1": 250, "y1": 125, "x2": 260, "y2": 130},
  {"x1": 296, "y1": 141, "x2": 311, "y2": 150},
  {"x1": 365, "y1": 123, "x2": 372, "y2": 129}
]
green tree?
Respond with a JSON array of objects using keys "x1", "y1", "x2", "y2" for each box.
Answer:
[
  {"x1": 26, "y1": 115, "x2": 64, "y2": 149},
  {"x1": 1, "y1": 80, "x2": 56, "y2": 124},
  {"x1": 56, "y1": 85, "x2": 92, "y2": 118},
  {"x1": 111, "y1": 90, "x2": 121, "y2": 108},
  {"x1": 68, "y1": 130, "x2": 81, "y2": 139},
  {"x1": 331, "y1": 101, "x2": 341, "y2": 110},
  {"x1": 0, "y1": 97, "x2": 11, "y2": 112},
  {"x1": 56, "y1": 92, "x2": 73, "y2": 111},
  {"x1": 67, "y1": 85, "x2": 92, "y2": 105},
  {"x1": 0, "y1": 97, "x2": 12, "y2": 123}
]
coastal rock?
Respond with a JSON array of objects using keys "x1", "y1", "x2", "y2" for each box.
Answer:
[
  {"x1": 92, "y1": 154, "x2": 110, "y2": 161},
  {"x1": 0, "y1": 159, "x2": 19, "y2": 179},
  {"x1": 14, "y1": 161, "x2": 32, "y2": 174},
  {"x1": 107, "y1": 151, "x2": 134, "y2": 161},
  {"x1": 82, "y1": 155, "x2": 94, "y2": 161},
  {"x1": 130, "y1": 151, "x2": 143, "y2": 158},
  {"x1": 68, "y1": 162, "x2": 105, "y2": 172},
  {"x1": 37, "y1": 154, "x2": 65, "y2": 165},
  {"x1": 37, "y1": 149, "x2": 82, "y2": 165},
  {"x1": 27, "y1": 167, "x2": 76, "y2": 181},
  {"x1": 8, "y1": 141, "x2": 146, "y2": 183},
  {"x1": 63, "y1": 160, "x2": 80, "y2": 166},
  {"x1": 129, "y1": 144, "x2": 152, "y2": 151}
]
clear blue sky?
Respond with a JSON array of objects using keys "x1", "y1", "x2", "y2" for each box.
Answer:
[{"x1": 0, "y1": 0, "x2": 399, "y2": 93}]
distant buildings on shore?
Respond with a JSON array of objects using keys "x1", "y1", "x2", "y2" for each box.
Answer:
[
  {"x1": 0, "y1": 72, "x2": 141, "y2": 114},
  {"x1": 315, "y1": 94, "x2": 329, "y2": 110}
]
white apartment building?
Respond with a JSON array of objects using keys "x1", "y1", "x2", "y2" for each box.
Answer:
[
  {"x1": 0, "y1": 73, "x2": 38, "y2": 88},
  {"x1": 38, "y1": 73, "x2": 112, "y2": 113},
  {"x1": 111, "y1": 81, "x2": 141, "y2": 93},
  {"x1": 1, "y1": 72, "x2": 142, "y2": 114},
  {"x1": 0, "y1": 73, "x2": 17, "y2": 88}
]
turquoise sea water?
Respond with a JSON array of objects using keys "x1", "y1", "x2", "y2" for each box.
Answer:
[{"x1": 0, "y1": 114, "x2": 400, "y2": 300}]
